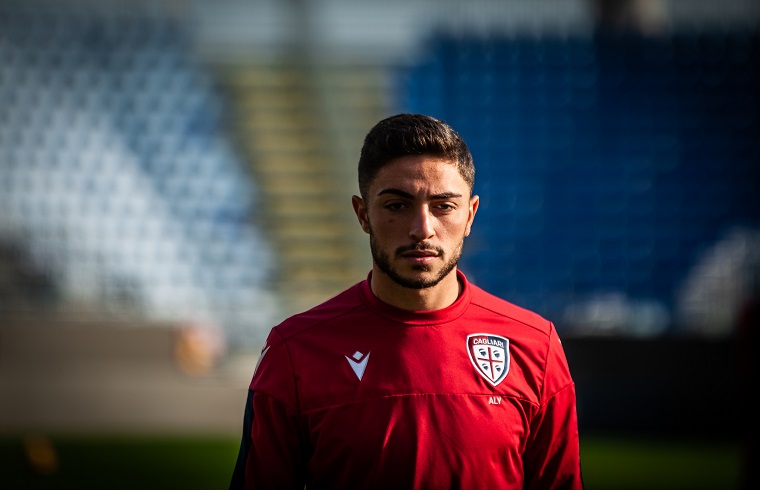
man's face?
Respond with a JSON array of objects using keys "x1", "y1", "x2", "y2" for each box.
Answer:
[{"x1": 353, "y1": 155, "x2": 479, "y2": 289}]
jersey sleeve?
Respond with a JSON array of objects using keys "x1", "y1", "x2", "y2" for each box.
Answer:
[
  {"x1": 229, "y1": 329, "x2": 309, "y2": 490},
  {"x1": 522, "y1": 324, "x2": 584, "y2": 489}
]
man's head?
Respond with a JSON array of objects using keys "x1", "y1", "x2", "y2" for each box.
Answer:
[
  {"x1": 352, "y1": 114, "x2": 479, "y2": 296},
  {"x1": 357, "y1": 113, "x2": 475, "y2": 202}
]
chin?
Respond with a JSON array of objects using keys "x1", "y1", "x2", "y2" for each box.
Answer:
[{"x1": 398, "y1": 273, "x2": 443, "y2": 290}]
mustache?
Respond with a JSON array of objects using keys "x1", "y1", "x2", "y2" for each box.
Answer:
[{"x1": 395, "y1": 243, "x2": 444, "y2": 256}]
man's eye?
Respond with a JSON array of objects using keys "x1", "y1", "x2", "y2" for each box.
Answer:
[{"x1": 385, "y1": 202, "x2": 406, "y2": 211}]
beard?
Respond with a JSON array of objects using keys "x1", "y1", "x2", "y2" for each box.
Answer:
[{"x1": 368, "y1": 228, "x2": 464, "y2": 290}]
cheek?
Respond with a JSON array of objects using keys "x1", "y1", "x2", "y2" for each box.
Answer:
[
  {"x1": 374, "y1": 220, "x2": 401, "y2": 237},
  {"x1": 444, "y1": 216, "x2": 471, "y2": 235},
  {"x1": 369, "y1": 212, "x2": 399, "y2": 228},
  {"x1": 367, "y1": 214, "x2": 393, "y2": 235}
]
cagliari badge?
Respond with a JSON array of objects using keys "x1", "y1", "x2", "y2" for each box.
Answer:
[{"x1": 467, "y1": 333, "x2": 510, "y2": 386}]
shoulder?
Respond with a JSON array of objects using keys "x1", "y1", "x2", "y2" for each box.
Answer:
[
  {"x1": 251, "y1": 281, "x2": 366, "y2": 398},
  {"x1": 467, "y1": 282, "x2": 553, "y2": 337},
  {"x1": 272, "y1": 282, "x2": 366, "y2": 341},
  {"x1": 464, "y1": 280, "x2": 575, "y2": 400}
]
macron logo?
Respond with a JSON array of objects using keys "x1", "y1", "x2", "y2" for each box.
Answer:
[{"x1": 345, "y1": 351, "x2": 370, "y2": 381}]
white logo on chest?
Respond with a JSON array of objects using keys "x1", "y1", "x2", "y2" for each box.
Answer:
[
  {"x1": 345, "y1": 351, "x2": 370, "y2": 380},
  {"x1": 466, "y1": 333, "x2": 510, "y2": 386}
]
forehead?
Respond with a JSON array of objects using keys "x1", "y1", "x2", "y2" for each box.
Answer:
[{"x1": 369, "y1": 155, "x2": 469, "y2": 197}]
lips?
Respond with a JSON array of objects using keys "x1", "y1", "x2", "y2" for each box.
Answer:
[
  {"x1": 399, "y1": 247, "x2": 440, "y2": 265},
  {"x1": 403, "y1": 250, "x2": 438, "y2": 258}
]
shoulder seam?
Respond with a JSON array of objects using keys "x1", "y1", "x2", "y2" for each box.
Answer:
[
  {"x1": 470, "y1": 301, "x2": 552, "y2": 337},
  {"x1": 275, "y1": 302, "x2": 365, "y2": 341}
]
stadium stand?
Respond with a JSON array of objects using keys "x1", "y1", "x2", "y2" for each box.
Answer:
[
  {"x1": 0, "y1": 11, "x2": 280, "y2": 348},
  {"x1": 397, "y1": 29, "x2": 760, "y2": 337}
]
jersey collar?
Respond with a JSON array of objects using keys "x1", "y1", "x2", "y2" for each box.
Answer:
[{"x1": 359, "y1": 270, "x2": 471, "y2": 325}]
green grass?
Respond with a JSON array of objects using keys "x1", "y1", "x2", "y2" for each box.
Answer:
[
  {"x1": 0, "y1": 434, "x2": 241, "y2": 489},
  {"x1": 0, "y1": 433, "x2": 744, "y2": 489},
  {"x1": 580, "y1": 434, "x2": 744, "y2": 490}
]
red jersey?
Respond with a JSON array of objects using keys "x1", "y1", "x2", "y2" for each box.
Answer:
[{"x1": 230, "y1": 271, "x2": 583, "y2": 489}]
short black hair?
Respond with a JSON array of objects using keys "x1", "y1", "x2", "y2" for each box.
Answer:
[{"x1": 357, "y1": 113, "x2": 475, "y2": 199}]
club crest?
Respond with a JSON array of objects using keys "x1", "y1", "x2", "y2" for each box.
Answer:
[{"x1": 467, "y1": 333, "x2": 510, "y2": 386}]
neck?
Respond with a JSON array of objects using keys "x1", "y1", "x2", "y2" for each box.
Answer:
[{"x1": 370, "y1": 269, "x2": 461, "y2": 311}]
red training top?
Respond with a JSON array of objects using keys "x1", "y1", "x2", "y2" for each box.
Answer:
[{"x1": 230, "y1": 270, "x2": 583, "y2": 489}]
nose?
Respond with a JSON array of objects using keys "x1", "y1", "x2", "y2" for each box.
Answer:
[{"x1": 409, "y1": 206, "x2": 435, "y2": 241}]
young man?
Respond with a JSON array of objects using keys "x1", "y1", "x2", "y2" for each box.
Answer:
[{"x1": 230, "y1": 114, "x2": 584, "y2": 489}]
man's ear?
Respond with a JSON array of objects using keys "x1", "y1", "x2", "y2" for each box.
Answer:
[
  {"x1": 465, "y1": 194, "x2": 479, "y2": 237},
  {"x1": 352, "y1": 195, "x2": 371, "y2": 234}
]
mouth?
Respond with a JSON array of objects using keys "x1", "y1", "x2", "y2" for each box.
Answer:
[
  {"x1": 402, "y1": 250, "x2": 438, "y2": 258},
  {"x1": 399, "y1": 246, "x2": 440, "y2": 264}
]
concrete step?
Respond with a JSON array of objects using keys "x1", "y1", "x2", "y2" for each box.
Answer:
[
  {"x1": 221, "y1": 61, "x2": 386, "y2": 318},
  {"x1": 0, "y1": 317, "x2": 260, "y2": 434}
]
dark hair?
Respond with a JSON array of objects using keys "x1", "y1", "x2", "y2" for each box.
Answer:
[{"x1": 357, "y1": 113, "x2": 475, "y2": 199}]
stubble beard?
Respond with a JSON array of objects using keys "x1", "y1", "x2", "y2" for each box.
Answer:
[{"x1": 368, "y1": 228, "x2": 464, "y2": 290}]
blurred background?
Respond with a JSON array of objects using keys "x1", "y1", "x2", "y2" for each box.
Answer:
[{"x1": 1, "y1": 0, "x2": 758, "y2": 488}]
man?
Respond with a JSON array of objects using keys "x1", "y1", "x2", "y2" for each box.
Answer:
[{"x1": 230, "y1": 113, "x2": 584, "y2": 489}]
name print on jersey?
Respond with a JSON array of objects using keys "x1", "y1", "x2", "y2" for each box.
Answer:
[{"x1": 467, "y1": 333, "x2": 510, "y2": 387}]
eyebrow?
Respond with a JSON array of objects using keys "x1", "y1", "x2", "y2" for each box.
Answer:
[{"x1": 377, "y1": 188, "x2": 463, "y2": 200}]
